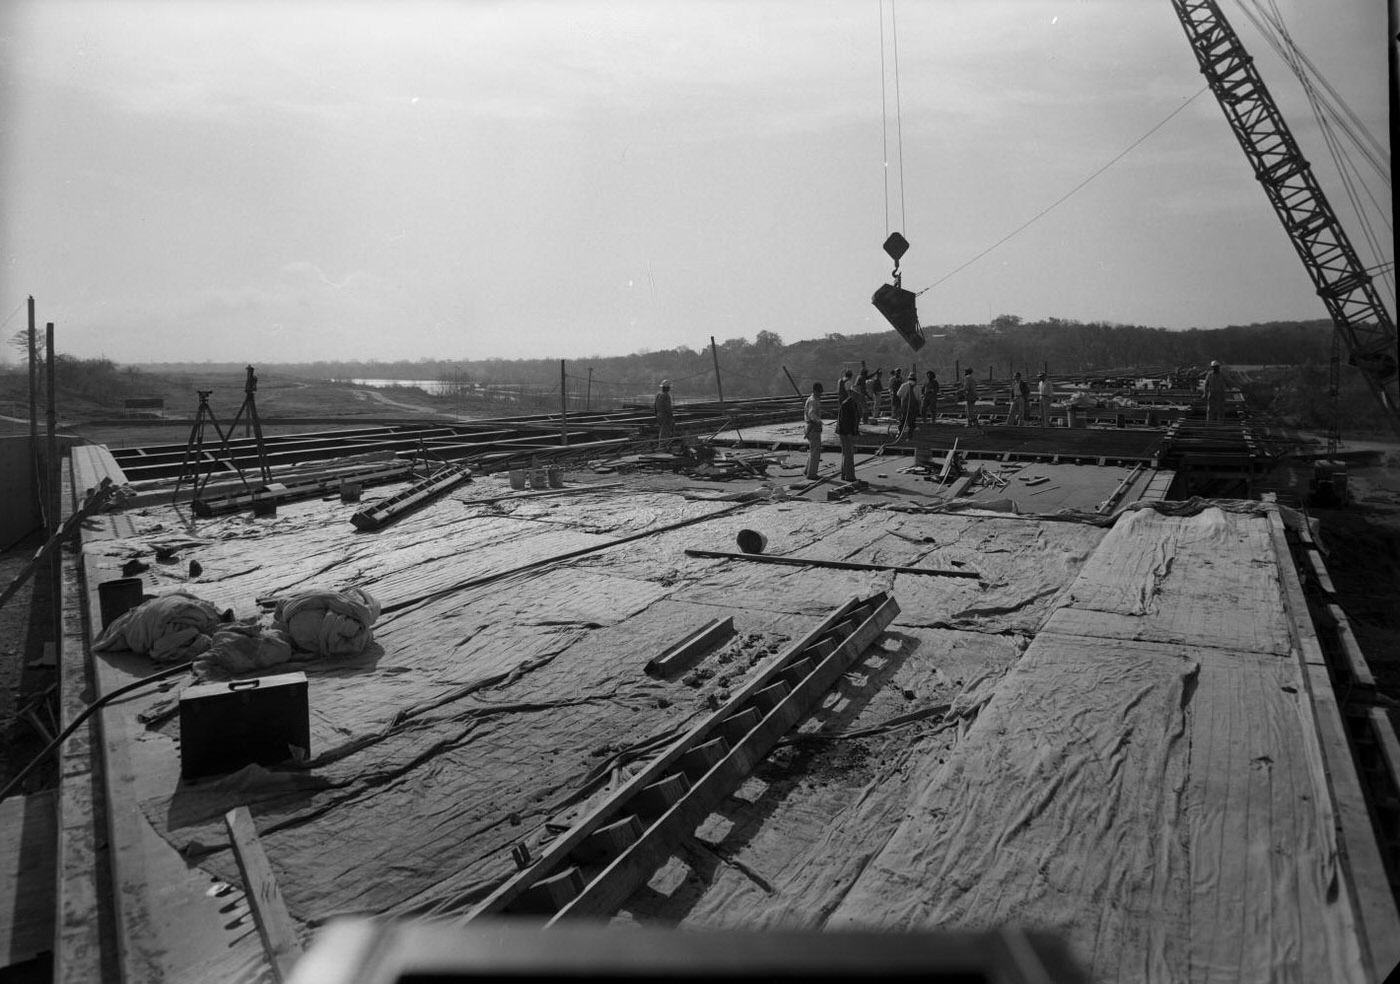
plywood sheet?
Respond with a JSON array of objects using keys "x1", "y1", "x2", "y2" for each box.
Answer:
[
  {"x1": 1043, "y1": 506, "x2": 1292, "y2": 655},
  {"x1": 824, "y1": 633, "x2": 1362, "y2": 984}
]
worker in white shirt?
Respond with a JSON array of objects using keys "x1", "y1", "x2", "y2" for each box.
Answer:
[
  {"x1": 1037, "y1": 372, "x2": 1053, "y2": 427},
  {"x1": 804, "y1": 382, "x2": 825, "y2": 479}
]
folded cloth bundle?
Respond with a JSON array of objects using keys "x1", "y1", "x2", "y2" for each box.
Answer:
[
  {"x1": 193, "y1": 618, "x2": 295, "y2": 680},
  {"x1": 92, "y1": 590, "x2": 225, "y2": 663},
  {"x1": 272, "y1": 586, "x2": 381, "y2": 657}
]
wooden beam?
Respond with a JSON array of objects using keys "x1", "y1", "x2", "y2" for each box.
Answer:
[
  {"x1": 224, "y1": 807, "x2": 302, "y2": 984},
  {"x1": 684, "y1": 548, "x2": 979, "y2": 580},
  {"x1": 645, "y1": 617, "x2": 735, "y2": 676}
]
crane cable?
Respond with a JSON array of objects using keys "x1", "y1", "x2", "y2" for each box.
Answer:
[
  {"x1": 914, "y1": 87, "x2": 1209, "y2": 297},
  {"x1": 877, "y1": 0, "x2": 908, "y2": 239}
]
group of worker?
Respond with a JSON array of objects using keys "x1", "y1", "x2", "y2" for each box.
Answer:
[
  {"x1": 656, "y1": 360, "x2": 1228, "y2": 483},
  {"x1": 800, "y1": 363, "x2": 1058, "y2": 482}
]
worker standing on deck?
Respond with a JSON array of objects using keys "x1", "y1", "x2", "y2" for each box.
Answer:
[
  {"x1": 654, "y1": 380, "x2": 675, "y2": 450},
  {"x1": 961, "y1": 368, "x2": 979, "y2": 428},
  {"x1": 1007, "y1": 372, "x2": 1028, "y2": 425},
  {"x1": 1204, "y1": 360, "x2": 1226, "y2": 423},
  {"x1": 870, "y1": 369, "x2": 884, "y2": 420},
  {"x1": 922, "y1": 370, "x2": 939, "y2": 422},
  {"x1": 1037, "y1": 372, "x2": 1053, "y2": 427},
  {"x1": 897, "y1": 368, "x2": 918, "y2": 438},
  {"x1": 890, "y1": 368, "x2": 905, "y2": 422},
  {"x1": 855, "y1": 363, "x2": 871, "y2": 423},
  {"x1": 836, "y1": 375, "x2": 860, "y2": 482},
  {"x1": 804, "y1": 382, "x2": 825, "y2": 479}
]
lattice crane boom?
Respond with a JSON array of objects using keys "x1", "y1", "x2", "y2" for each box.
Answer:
[{"x1": 1168, "y1": 0, "x2": 1400, "y2": 438}]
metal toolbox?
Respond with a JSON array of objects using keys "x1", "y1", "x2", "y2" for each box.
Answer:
[{"x1": 178, "y1": 672, "x2": 310, "y2": 781}]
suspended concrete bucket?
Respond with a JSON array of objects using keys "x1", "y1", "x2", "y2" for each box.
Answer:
[
  {"x1": 736, "y1": 529, "x2": 767, "y2": 554},
  {"x1": 872, "y1": 282, "x2": 926, "y2": 352}
]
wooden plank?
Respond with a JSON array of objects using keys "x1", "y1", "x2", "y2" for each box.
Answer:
[
  {"x1": 683, "y1": 548, "x2": 979, "y2": 580},
  {"x1": 644, "y1": 616, "x2": 735, "y2": 676},
  {"x1": 550, "y1": 594, "x2": 901, "y2": 920},
  {"x1": 54, "y1": 464, "x2": 116, "y2": 984},
  {"x1": 1324, "y1": 604, "x2": 1377, "y2": 693},
  {"x1": 1267, "y1": 510, "x2": 1400, "y2": 980},
  {"x1": 224, "y1": 806, "x2": 303, "y2": 984},
  {"x1": 460, "y1": 594, "x2": 870, "y2": 920}
]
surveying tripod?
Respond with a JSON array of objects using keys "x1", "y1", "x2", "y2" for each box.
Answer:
[{"x1": 171, "y1": 366, "x2": 273, "y2": 505}]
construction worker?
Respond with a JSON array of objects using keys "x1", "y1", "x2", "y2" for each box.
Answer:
[
  {"x1": 1007, "y1": 371, "x2": 1029, "y2": 425},
  {"x1": 855, "y1": 362, "x2": 871, "y2": 423},
  {"x1": 836, "y1": 375, "x2": 860, "y2": 482},
  {"x1": 1037, "y1": 372, "x2": 1053, "y2": 426},
  {"x1": 961, "y1": 368, "x2": 978, "y2": 427},
  {"x1": 654, "y1": 380, "x2": 675, "y2": 449},
  {"x1": 921, "y1": 370, "x2": 939, "y2": 422},
  {"x1": 897, "y1": 368, "x2": 918, "y2": 437},
  {"x1": 804, "y1": 381, "x2": 825, "y2": 479},
  {"x1": 890, "y1": 367, "x2": 905, "y2": 421},
  {"x1": 1204, "y1": 361, "x2": 1226, "y2": 422},
  {"x1": 870, "y1": 369, "x2": 884, "y2": 420}
]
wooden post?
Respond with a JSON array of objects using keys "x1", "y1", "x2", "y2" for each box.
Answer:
[
  {"x1": 45, "y1": 323, "x2": 57, "y2": 534},
  {"x1": 559, "y1": 360, "x2": 568, "y2": 446},
  {"x1": 955, "y1": 359, "x2": 960, "y2": 379},
  {"x1": 781, "y1": 366, "x2": 803, "y2": 399},
  {"x1": 586, "y1": 368, "x2": 593, "y2": 411},
  {"x1": 710, "y1": 336, "x2": 725, "y2": 404},
  {"x1": 27, "y1": 298, "x2": 37, "y2": 515},
  {"x1": 45, "y1": 322, "x2": 59, "y2": 644}
]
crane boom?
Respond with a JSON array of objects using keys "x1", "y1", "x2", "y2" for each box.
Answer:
[{"x1": 1168, "y1": 0, "x2": 1400, "y2": 436}]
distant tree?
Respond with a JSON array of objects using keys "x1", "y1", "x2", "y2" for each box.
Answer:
[{"x1": 754, "y1": 330, "x2": 783, "y2": 349}]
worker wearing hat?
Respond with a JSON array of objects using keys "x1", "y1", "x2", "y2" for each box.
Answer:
[
  {"x1": 1037, "y1": 371, "x2": 1053, "y2": 427},
  {"x1": 961, "y1": 368, "x2": 979, "y2": 428},
  {"x1": 1203, "y1": 361, "x2": 1226, "y2": 423},
  {"x1": 654, "y1": 379, "x2": 675, "y2": 450}
]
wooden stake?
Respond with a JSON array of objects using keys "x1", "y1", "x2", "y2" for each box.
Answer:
[
  {"x1": 27, "y1": 298, "x2": 36, "y2": 511},
  {"x1": 559, "y1": 359, "x2": 568, "y2": 447}
]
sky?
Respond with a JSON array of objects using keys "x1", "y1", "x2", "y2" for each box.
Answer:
[{"x1": 0, "y1": 0, "x2": 1392, "y2": 364}]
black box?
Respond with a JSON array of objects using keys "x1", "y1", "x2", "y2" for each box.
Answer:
[
  {"x1": 179, "y1": 672, "x2": 310, "y2": 781},
  {"x1": 97, "y1": 577, "x2": 145, "y2": 630}
]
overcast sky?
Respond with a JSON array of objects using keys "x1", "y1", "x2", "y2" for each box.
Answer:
[{"x1": 0, "y1": 0, "x2": 1391, "y2": 364}]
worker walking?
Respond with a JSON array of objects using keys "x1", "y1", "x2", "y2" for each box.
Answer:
[
  {"x1": 1204, "y1": 360, "x2": 1226, "y2": 423},
  {"x1": 654, "y1": 380, "x2": 675, "y2": 449},
  {"x1": 804, "y1": 381, "x2": 825, "y2": 479},
  {"x1": 1037, "y1": 372, "x2": 1053, "y2": 427},
  {"x1": 836, "y1": 375, "x2": 860, "y2": 482},
  {"x1": 1007, "y1": 372, "x2": 1028, "y2": 425},
  {"x1": 961, "y1": 368, "x2": 978, "y2": 428}
]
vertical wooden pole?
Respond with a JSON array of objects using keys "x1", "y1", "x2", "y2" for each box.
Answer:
[
  {"x1": 586, "y1": 368, "x2": 593, "y2": 411},
  {"x1": 559, "y1": 360, "x2": 568, "y2": 446},
  {"x1": 46, "y1": 322, "x2": 60, "y2": 643},
  {"x1": 710, "y1": 336, "x2": 725, "y2": 404},
  {"x1": 46, "y1": 323, "x2": 58, "y2": 533},
  {"x1": 27, "y1": 298, "x2": 37, "y2": 516}
]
